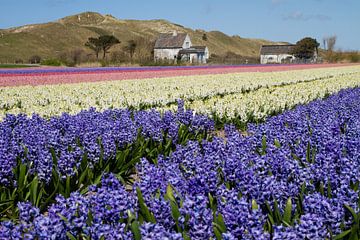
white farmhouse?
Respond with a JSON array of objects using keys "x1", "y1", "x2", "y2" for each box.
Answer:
[
  {"x1": 260, "y1": 45, "x2": 296, "y2": 64},
  {"x1": 154, "y1": 31, "x2": 209, "y2": 63}
]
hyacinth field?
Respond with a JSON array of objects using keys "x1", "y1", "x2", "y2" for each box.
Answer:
[{"x1": 0, "y1": 64, "x2": 360, "y2": 239}]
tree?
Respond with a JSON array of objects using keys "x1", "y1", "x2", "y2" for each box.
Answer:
[
  {"x1": 85, "y1": 35, "x2": 120, "y2": 59},
  {"x1": 29, "y1": 55, "x2": 41, "y2": 64},
  {"x1": 98, "y1": 35, "x2": 120, "y2": 59},
  {"x1": 85, "y1": 37, "x2": 102, "y2": 59},
  {"x1": 325, "y1": 35, "x2": 337, "y2": 52},
  {"x1": 123, "y1": 40, "x2": 137, "y2": 59},
  {"x1": 292, "y1": 37, "x2": 320, "y2": 59},
  {"x1": 70, "y1": 49, "x2": 84, "y2": 65},
  {"x1": 202, "y1": 33, "x2": 208, "y2": 41}
]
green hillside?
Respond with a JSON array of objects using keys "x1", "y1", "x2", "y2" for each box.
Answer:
[{"x1": 0, "y1": 12, "x2": 281, "y2": 63}]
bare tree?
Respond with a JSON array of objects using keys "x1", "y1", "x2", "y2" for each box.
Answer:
[
  {"x1": 70, "y1": 49, "x2": 84, "y2": 65},
  {"x1": 29, "y1": 55, "x2": 41, "y2": 64},
  {"x1": 123, "y1": 40, "x2": 137, "y2": 60},
  {"x1": 325, "y1": 35, "x2": 337, "y2": 52},
  {"x1": 131, "y1": 37, "x2": 154, "y2": 63}
]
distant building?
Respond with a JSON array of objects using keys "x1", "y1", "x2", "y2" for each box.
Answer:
[
  {"x1": 260, "y1": 45, "x2": 296, "y2": 64},
  {"x1": 260, "y1": 44, "x2": 318, "y2": 64},
  {"x1": 154, "y1": 31, "x2": 209, "y2": 63}
]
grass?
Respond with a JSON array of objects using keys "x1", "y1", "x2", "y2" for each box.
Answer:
[
  {"x1": 0, "y1": 12, "x2": 278, "y2": 63},
  {"x1": 0, "y1": 64, "x2": 38, "y2": 68}
]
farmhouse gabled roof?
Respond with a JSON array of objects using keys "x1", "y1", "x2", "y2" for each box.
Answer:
[
  {"x1": 154, "y1": 33, "x2": 188, "y2": 48},
  {"x1": 260, "y1": 45, "x2": 295, "y2": 55}
]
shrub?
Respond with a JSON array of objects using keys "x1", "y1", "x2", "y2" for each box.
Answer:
[
  {"x1": 29, "y1": 55, "x2": 41, "y2": 64},
  {"x1": 40, "y1": 59, "x2": 62, "y2": 66},
  {"x1": 348, "y1": 52, "x2": 360, "y2": 63},
  {"x1": 100, "y1": 60, "x2": 110, "y2": 67},
  {"x1": 15, "y1": 59, "x2": 24, "y2": 64},
  {"x1": 324, "y1": 51, "x2": 344, "y2": 63}
]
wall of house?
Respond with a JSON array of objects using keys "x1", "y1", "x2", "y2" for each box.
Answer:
[
  {"x1": 190, "y1": 53, "x2": 207, "y2": 64},
  {"x1": 182, "y1": 35, "x2": 192, "y2": 49},
  {"x1": 260, "y1": 54, "x2": 295, "y2": 64},
  {"x1": 204, "y1": 47, "x2": 210, "y2": 60},
  {"x1": 154, "y1": 48, "x2": 181, "y2": 61}
]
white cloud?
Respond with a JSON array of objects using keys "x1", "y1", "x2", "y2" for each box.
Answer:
[{"x1": 283, "y1": 11, "x2": 331, "y2": 21}]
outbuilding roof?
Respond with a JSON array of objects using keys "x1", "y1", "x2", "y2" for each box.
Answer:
[
  {"x1": 178, "y1": 48, "x2": 206, "y2": 54},
  {"x1": 260, "y1": 45, "x2": 295, "y2": 55},
  {"x1": 154, "y1": 33, "x2": 188, "y2": 49}
]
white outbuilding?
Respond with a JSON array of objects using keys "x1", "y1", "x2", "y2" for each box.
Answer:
[
  {"x1": 154, "y1": 31, "x2": 209, "y2": 64},
  {"x1": 260, "y1": 45, "x2": 296, "y2": 64}
]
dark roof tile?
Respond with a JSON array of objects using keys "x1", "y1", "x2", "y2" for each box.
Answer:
[
  {"x1": 154, "y1": 33, "x2": 188, "y2": 48},
  {"x1": 260, "y1": 45, "x2": 295, "y2": 55}
]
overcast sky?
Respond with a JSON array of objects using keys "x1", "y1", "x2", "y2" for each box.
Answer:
[{"x1": 1, "y1": 0, "x2": 359, "y2": 50}]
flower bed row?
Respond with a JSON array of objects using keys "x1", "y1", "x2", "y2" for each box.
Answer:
[
  {"x1": 0, "y1": 103, "x2": 213, "y2": 219},
  {"x1": 0, "y1": 64, "x2": 352, "y2": 87},
  {"x1": 1, "y1": 66, "x2": 359, "y2": 120},
  {"x1": 1, "y1": 87, "x2": 360, "y2": 239},
  {"x1": 182, "y1": 69, "x2": 360, "y2": 128}
]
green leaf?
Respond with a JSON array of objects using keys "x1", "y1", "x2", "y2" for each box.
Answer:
[
  {"x1": 281, "y1": 220, "x2": 292, "y2": 227},
  {"x1": 80, "y1": 153, "x2": 88, "y2": 171},
  {"x1": 50, "y1": 147, "x2": 58, "y2": 165},
  {"x1": 311, "y1": 146, "x2": 316, "y2": 163},
  {"x1": 18, "y1": 163, "x2": 27, "y2": 190},
  {"x1": 182, "y1": 232, "x2": 191, "y2": 240},
  {"x1": 334, "y1": 229, "x2": 351, "y2": 240},
  {"x1": 57, "y1": 213, "x2": 69, "y2": 223},
  {"x1": 86, "y1": 210, "x2": 93, "y2": 226},
  {"x1": 273, "y1": 199, "x2": 281, "y2": 223},
  {"x1": 283, "y1": 197, "x2": 292, "y2": 224},
  {"x1": 252, "y1": 199, "x2": 259, "y2": 210},
  {"x1": 92, "y1": 173, "x2": 103, "y2": 186},
  {"x1": 349, "y1": 227, "x2": 359, "y2": 240},
  {"x1": 115, "y1": 149, "x2": 129, "y2": 170},
  {"x1": 213, "y1": 226, "x2": 222, "y2": 240},
  {"x1": 300, "y1": 182, "x2": 306, "y2": 195},
  {"x1": 265, "y1": 201, "x2": 273, "y2": 217},
  {"x1": 215, "y1": 214, "x2": 227, "y2": 233},
  {"x1": 351, "y1": 180, "x2": 359, "y2": 192},
  {"x1": 30, "y1": 176, "x2": 39, "y2": 205},
  {"x1": 165, "y1": 184, "x2": 176, "y2": 203},
  {"x1": 268, "y1": 214, "x2": 275, "y2": 225},
  {"x1": 261, "y1": 135, "x2": 267, "y2": 155},
  {"x1": 319, "y1": 181, "x2": 325, "y2": 196},
  {"x1": 344, "y1": 205, "x2": 358, "y2": 223},
  {"x1": 306, "y1": 141, "x2": 311, "y2": 163},
  {"x1": 78, "y1": 168, "x2": 89, "y2": 187},
  {"x1": 334, "y1": 229, "x2": 352, "y2": 240},
  {"x1": 121, "y1": 157, "x2": 141, "y2": 174},
  {"x1": 170, "y1": 201, "x2": 180, "y2": 221},
  {"x1": 136, "y1": 187, "x2": 156, "y2": 223},
  {"x1": 274, "y1": 139, "x2": 281, "y2": 148},
  {"x1": 65, "y1": 176, "x2": 71, "y2": 198},
  {"x1": 35, "y1": 188, "x2": 43, "y2": 207},
  {"x1": 208, "y1": 193, "x2": 215, "y2": 210},
  {"x1": 66, "y1": 232, "x2": 77, "y2": 240},
  {"x1": 130, "y1": 221, "x2": 141, "y2": 240},
  {"x1": 327, "y1": 181, "x2": 332, "y2": 199}
]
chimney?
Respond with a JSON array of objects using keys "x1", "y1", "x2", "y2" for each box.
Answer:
[{"x1": 172, "y1": 30, "x2": 178, "y2": 36}]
